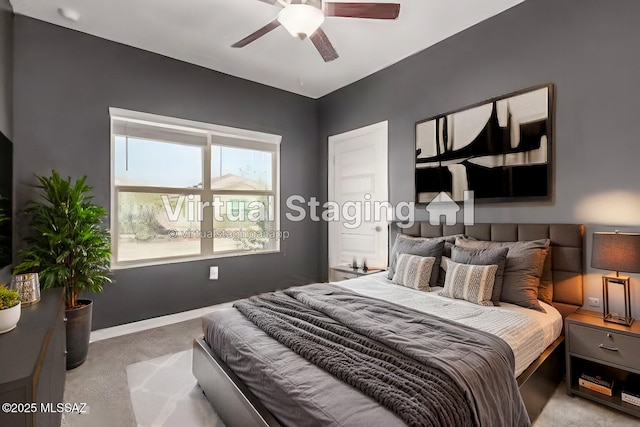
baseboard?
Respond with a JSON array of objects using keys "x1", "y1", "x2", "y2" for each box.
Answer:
[{"x1": 90, "y1": 302, "x2": 233, "y2": 343}]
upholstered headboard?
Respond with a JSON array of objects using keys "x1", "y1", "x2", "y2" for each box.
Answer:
[{"x1": 396, "y1": 223, "x2": 584, "y2": 319}]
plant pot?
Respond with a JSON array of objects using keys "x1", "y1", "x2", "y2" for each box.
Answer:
[
  {"x1": 0, "y1": 303, "x2": 21, "y2": 334},
  {"x1": 66, "y1": 299, "x2": 93, "y2": 370}
]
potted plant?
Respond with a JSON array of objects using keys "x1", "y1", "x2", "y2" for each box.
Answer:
[
  {"x1": 0, "y1": 284, "x2": 20, "y2": 333},
  {"x1": 14, "y1": 171, "x2": 112, "y2": 369}
]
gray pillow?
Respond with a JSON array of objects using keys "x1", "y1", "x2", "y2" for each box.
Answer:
[
  {"x1": 389, "y1": 234, "x2": 461, "y2": 285},
  {"x1": 454, "y1": 237, "x2": 550, "y2": 313},
  {"x1": 451, "y1": 246, "x2": 509, "y2": 306},
  {"x1": 538, "y1": 247, "x2": 553, "y2": 305},
  {"x1": 388, "y1": 234, "x2": 445, "y2": 285}
]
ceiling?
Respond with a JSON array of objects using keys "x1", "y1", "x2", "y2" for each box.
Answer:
[{"x1": 10, "y1": 0, "x2": 525, "y2": 99}]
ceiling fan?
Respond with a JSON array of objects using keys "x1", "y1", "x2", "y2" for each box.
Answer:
[{"x1": 231, "y1": 0, "x2": 401, "y2": 62}]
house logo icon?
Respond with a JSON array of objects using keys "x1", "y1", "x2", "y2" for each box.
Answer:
[
  {"x1": 425, "y1": 191, "x2": 475, "y2": 226},
  {"x1": 426, "y1": 192, "x2": 459, "y2": 225}
]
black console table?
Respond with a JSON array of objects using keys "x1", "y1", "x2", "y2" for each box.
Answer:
[{"x1": 0, "y1": 288, "x2": 66, "y2": 427}]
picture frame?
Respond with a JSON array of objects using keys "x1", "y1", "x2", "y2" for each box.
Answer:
[{"x1": 415, "y1": 83, "x2": 554, "y2": 204}]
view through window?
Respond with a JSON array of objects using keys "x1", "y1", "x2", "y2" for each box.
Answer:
[{"x1": 111, "y1": 110, "x2": 280, "y2": 267}]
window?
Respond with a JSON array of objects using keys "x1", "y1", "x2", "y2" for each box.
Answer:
[{"x1": 110, "y1": 109, "x2": 281, "y2": 268}]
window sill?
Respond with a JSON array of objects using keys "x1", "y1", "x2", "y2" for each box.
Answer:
[{"x1": 111, "y1": 249, "x2": 281, "y2": 270}]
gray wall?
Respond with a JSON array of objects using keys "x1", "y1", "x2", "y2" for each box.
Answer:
[
  {"x1": 318, "y1": 0, "x2": 640, "y2": 313},
  {"x1": 11, "y1": 0, "x2": 640, "y2": 327},
  {"x1": 13, "y1": 17, "x2": 321, "y2": 329},
  {"x1": 0, "y1": 0, "x2": 12, "y2": 138}
]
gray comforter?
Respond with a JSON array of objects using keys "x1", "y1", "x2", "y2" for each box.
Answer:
[{"x1": 233, "y1": 284, "x2": 530, "y2": 427}]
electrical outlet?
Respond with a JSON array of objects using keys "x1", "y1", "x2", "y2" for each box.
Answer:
[
  {"x1": 209, "y1": 266, "x2": 219, "y2": 280},
  {"x1": 588, "y1": 297, "x2": 600, "y2": 307}
]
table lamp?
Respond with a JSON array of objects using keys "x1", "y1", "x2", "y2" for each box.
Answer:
[{"x1": 591, "y1": 231, "x2": 640, "y2": 326}]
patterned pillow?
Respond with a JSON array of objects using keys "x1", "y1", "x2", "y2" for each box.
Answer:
[
  {"x1": 387, "y1": 234, "x2": 444, "y2": 285},
  {"x1": 450, "y1": 246, "x2": 509, "y2": 307},
  {"x1": 392, "y1": 254, "x2": 436, "y2": 292},
  {"x1": 440, "y1": 259, "x2": 498, "y2": 306}
]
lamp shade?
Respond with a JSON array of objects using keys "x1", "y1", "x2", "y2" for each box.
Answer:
[{"x1": 591, "y1": 232, "x2": 640, "y2": 273}]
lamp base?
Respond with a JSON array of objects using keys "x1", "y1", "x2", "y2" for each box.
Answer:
[
  {"x1": 602, "y1": 274, "x2": 634, "y2": 327},
  {"x1": 604, "y1": 313, "x2": 634, "y2": 326}
]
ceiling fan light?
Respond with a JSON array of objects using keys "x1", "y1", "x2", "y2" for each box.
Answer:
[{"x1": 277, "y1": 5, "x2": 325, "y2": 38}]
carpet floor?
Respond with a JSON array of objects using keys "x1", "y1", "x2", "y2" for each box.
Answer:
[
  {"x1": 63, "y1": 319, "x2": 640, "y2": 427},
  {"x1": 62, "y1": 318, "x2": 203, "y2": 427}
]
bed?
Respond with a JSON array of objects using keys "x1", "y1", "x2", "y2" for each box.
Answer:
[{"x1": 193, "y1": 223, "x2": 584, "y2": 426}]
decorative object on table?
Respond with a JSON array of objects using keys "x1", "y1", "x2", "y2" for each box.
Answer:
[
  {"x1": 362, "y1": 259, "x2": 368, "y2": 272},
  {"x1": 578, "y1": 373, "x2": 614, "y2": 396},
  {"x1": 591, "y1": 231, "x2": 640, "y2": 326},
  {"x1": 352, "y1": 257, "x2": 358, "y2": 270},
  {"x1": 0, "y1": 284, "x2": 21, "y2": 334},
  {"x1": 622, "y1": 377, "x2": 640, "y2": 407},
  {"x1": 415, "y1": 83, "x2": 554, "y2": 204},
  {"x1": 10, "y1": 273, "x2": 41, "y2": 306},
  {"x1": 13, "y1": 171, "x2": 112, "y2": 369}
]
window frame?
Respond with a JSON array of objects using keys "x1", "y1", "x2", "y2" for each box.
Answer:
[{"x1": 110, "y1": 108, "x2": 281, "y2": 270}]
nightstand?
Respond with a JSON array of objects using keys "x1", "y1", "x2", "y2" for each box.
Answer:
[
  {"x1": 565, "y1": 309, "x2": 640, "y2": 418},
  {"x1": 329, "y1": 266, "x2": 385, "y2": 282}
]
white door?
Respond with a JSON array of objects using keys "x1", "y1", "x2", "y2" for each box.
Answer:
[{"x1": 328, "y1": 121, "x2": 389, "y2": 274}]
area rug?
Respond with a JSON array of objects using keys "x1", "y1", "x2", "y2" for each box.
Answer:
[{"x1": 126, "y1": 349, "x2": 224, "y2": 427}]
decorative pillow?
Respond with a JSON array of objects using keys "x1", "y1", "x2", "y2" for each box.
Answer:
[
  {"x1": 450, "y1": 246, "x2": 509, "y2": 307},
  {"x1": 392, "y1": 254, "x2": 436, "y2": 292},
  {"x1": 455, "y1": 237, "x2": 550, "y2": 313},
  {"x1": 440, "y1": 259, "x2": 498, "y2": 306},
  {"x1": 538, "y1": 247, "x2": 553, "y2": 305},
  {"x1": 388, "y1": 234, "x2": 445, "y2": 285}
]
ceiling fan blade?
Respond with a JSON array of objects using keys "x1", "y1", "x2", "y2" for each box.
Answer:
[
  {"x1": 257, "y1": 0, "x2": 278, "y2": 4},
  {"x1": 324, "y1": 2, "x2": 400, "y2": 19},
  {"x1": 231, "y1": 20, "x2": 281, "y2": 48},
  {"x1": 309, "y1": 28, "x2": 339, "y2": 62}
]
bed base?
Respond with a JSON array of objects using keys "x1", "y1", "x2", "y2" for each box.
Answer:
[
  {"x1": 517, "y1": 335, "x2": 565, "y2": 422},
  {"x1": 193, "y1": 335, "x2": 565, "y2": 427},
  {"x1": 192, "y1": 337, "x2": 282, "y2": 427}
]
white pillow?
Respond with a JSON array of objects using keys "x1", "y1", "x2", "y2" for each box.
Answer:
[
  {"x1": 440, "y1": 259, "x2": 498, "y2": 306},
  {"x1": 392, "y1": 254, "x2": 436, "y2": 292}
]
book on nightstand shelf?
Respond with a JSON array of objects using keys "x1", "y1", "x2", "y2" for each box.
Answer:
[
  {"x1": 579, "y1": 373, "x2": 614, "y2": 396},
  {"x1": 622, "y1": 379, "x2": 640, "y2": 407}
]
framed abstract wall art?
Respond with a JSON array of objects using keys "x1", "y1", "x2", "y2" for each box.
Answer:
[{"x1": 415, "y1": 83, "x2": 554, "y2": 204}]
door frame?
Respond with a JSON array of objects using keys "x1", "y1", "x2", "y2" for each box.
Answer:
[{"x1": 328, "y1": 120, "x2": 389, "y2": 271}]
